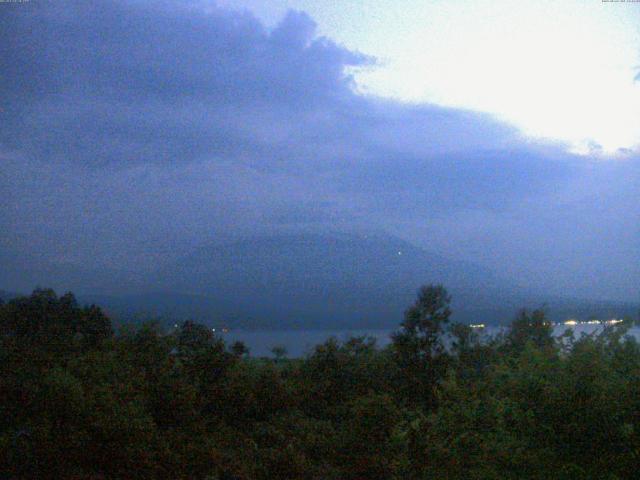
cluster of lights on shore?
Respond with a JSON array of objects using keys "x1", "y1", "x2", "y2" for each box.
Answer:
[
  {"x1": 172, "y1": 323, "x2": 230, "y2": 333},
  {"x1": 169, "y1": 321, "x2": 626, "y2": 332},
  {"x1": 470, "y1": 319, "x2": 625, "y2": 329},
  {"x1": 562, "y1": 319, "x2": 624, "y2": 327}
]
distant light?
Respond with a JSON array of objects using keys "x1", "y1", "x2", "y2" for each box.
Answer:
[
  {"x1": 470, "y1": 323, "x2": 485, "y2": 329},
  {"x1": 398, "y1": 251, "x2": 402, "y2": 255},
  {"x1": 564, "y1": 319, "x2": 578, "y2": 326},
  {"x1": 212, "y1": 328, "x2": 216, "y2": 332}
]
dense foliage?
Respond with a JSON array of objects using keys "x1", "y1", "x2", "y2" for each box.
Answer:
[{"x1": 1, "y1": 288, "x2": 639, "y2": 479}]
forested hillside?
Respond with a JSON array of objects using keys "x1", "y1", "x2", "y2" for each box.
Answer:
[{"x1": 2, "y1": 288, "x2": 640, "y2": 479}]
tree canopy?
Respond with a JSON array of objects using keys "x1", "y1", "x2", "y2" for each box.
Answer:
[{"x1": 1, "y1": 286, "x2": 639, "y2": 479}]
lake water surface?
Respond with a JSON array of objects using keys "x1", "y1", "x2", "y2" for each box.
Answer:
[{"x1": 222, "y1": 324, "x2": 640, "y2": 358}]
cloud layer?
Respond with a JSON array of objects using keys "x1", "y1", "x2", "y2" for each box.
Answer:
[{"x1": 1, "y1": 0, "x2": 638, "y2": 301}]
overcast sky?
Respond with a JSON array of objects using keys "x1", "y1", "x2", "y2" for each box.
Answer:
[{"x1": 1, "y1": 0, "x2": 638, "y2": 301}]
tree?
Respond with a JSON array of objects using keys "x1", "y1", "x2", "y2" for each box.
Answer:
[
  {"x1": 506, "y1": 308, "x2": 554, "y2": 354},
  {"x1": 271, "y1": 345, "x2": 288, "y2": 362},
  {"x1": 449, "y1": 322, "x2": 497, "y2": 381},
  {"x1": 337, "y1": 393, "x2": 403, "y2": 480},
  {"x1": 391, "y1": 285, "x2": 452, "y2": 408},
  {"x1": 230, "y1": 340, "x2": 250, "y2": 358},
  {"x1": 175, "y1": 321, "x2": 235, "y2": 399}
]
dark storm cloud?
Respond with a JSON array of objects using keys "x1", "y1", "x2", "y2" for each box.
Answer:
[
  {"x1": 0, "y1": 0, "x2": 637, "y2": 300},
  {"x1": 1, "y1": 1, "x2": 369, "y2": 166},
  {"x1": 2, "y1": 0, "x2": 530, "y2": 167},
  {"x1": 0, "y1": 0, "x2": 577, "y2": 216}
]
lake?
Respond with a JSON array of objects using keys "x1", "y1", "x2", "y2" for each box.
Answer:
[{"x1": 221, "y1": 324, "x2": 640, "y2": 358}]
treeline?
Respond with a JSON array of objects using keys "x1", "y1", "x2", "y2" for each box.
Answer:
[{"x1": 1, "y1": 286, "x2": 639, "y2": 479}]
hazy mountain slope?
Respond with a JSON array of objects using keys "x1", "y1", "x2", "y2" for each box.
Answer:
[
  {"x1": 153, "y1": 232, "x2": 529, "y2": 327},
  {"x1": 78, "y1": 292, "x2": 249, "y2": 327},
  {"x1": 0, "y1": 249, "x2": 144, "y2": 296},
  {"x1": 3, "y1": 232, "x2": 635, "y2": 328}
]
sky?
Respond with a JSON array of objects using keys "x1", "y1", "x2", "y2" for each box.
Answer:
[
  {"x1": 219, "y1": 0, "x2": 640, "y2": 154},
  {"x1": 1, "y1": 0, "x2": 639, "y2": 302}
]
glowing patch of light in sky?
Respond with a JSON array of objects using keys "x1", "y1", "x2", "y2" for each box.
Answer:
[{"x1": 218, "y1": 0, "x2": 640, "y2": 154}]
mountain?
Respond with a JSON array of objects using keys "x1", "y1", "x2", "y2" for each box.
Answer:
[
  {"x1": 78, "y1": 292, "x2": 243, "y2": 328},
  {"x1": 152, "y1": 232, "x2": 533, "y2": 328},
  {"x1": 0, "y1": 249, "x2": 145, "y2": 296},
  {"x1": 3, "y1": 232, "x2": 636, "y2": 329},
  {"x1": 0, "y1": 289, "x2": 19, "y2": 303}
]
